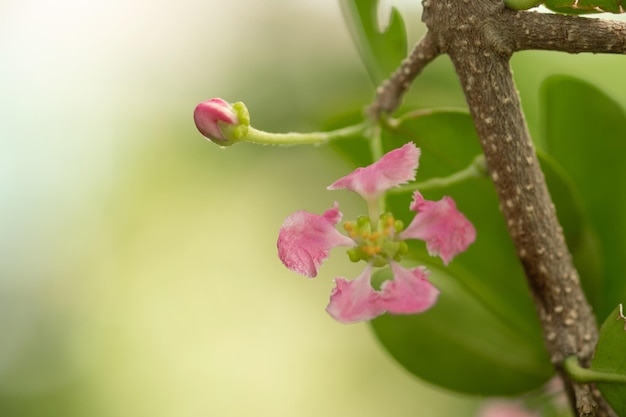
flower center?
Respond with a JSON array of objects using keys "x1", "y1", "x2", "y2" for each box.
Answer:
[{"x1": 343, "y1": 213, "x2": 408, "y2": 267}]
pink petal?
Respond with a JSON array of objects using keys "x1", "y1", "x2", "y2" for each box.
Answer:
[
  {"x1": 277, "y1": 202, "x2": 355, "y2": 278},
  {"x1": 326, "y1": 265, "x2": 384, "y2": 323},
  {"x1": 399, "y1": 191, "x2": 476, "y2": 265},
  {"x1": 477, "y1": 401, "x2": 539, "y2": 417},
  {"x1": 194, "y1": 98, "x2": 238, "y2": 141},
  {"x1": 380, "y1": 263, "x2": 439, "y2": 314},
  {"x1": 327, "y1": 143, "x2": 420, "y2": 202}
]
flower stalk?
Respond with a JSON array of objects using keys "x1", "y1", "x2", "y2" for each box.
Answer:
[{"x1": 194, "y1": 98, "x2": 366, "y2": 147}]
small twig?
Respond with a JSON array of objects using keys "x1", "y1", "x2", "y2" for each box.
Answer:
[{"x1": 367, "y1": 31, "x2": 441, "y2": 120}]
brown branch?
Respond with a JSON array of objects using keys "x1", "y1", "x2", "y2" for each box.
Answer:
[
  {"x1": 504, "y1": 10, "x2": 626, "y2": 53},
  {"x1": 370, "y1": 9, "x2": 626, "y2": 128},
  {"x1": 412, "y1": 1, "x2": 619, "y2": 416},
  {"x1": 367, "y1": 31, "x2": 441, "y2": 119}
]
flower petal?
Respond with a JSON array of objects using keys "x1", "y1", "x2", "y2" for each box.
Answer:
[
  {"x1": 380, "y1": 263, "x2": 439, "y2": 314},
  {"x1": 277, "y1": 202, "x2": 355, "y2": 278},
  {"x1": 326, "y1": 265, "x2": 384, "y2": 323},
  {"x1": 399, "y1": 191, "x2": 476, "y2": 264},
  {"x1": 327, "y1": 143, "x2": 420, "y2": 202}
]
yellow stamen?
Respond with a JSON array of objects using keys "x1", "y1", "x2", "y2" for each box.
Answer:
[{"x1": 362, "y1": 245, "x2": 381, "y2": 255}]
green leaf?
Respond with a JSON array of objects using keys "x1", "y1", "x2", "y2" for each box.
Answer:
[
  {"x1": 371, "y1": 111, "x2": 554, "y2": 395},
  {"x1": 339, "y1": 0, "x2": 408, "y2": 85},
  {"x1": 542, "y1": 75, "x2": 626, "y2": 319},
  {"x1": 591, "y1": 304, "x2": 626, "y2": 416},
  {"x1": 544, "y1": 0, "x2": 625, "y2": 14},
  {"x1": 371, "y1": 262, "x2": 552, "y2": 395},
  {"x1": 537, "y1": 150, "x2": 603, "y2": 310}
]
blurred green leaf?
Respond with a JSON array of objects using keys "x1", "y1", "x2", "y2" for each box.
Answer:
[
  {"x1": 537, "y1": 149, "x2": 603, "y2": 310},
  {"x1": 371, "y1": 261, "x2": 552, "y2": 395},
  {"x1": 541, "y1": 75, "x2": 626, "y2": 318},
  {"x1": 339, "y1": 0, "x2": 408, "y2": 85},
  {"x1": 544, "y1": 0, "x2": 625, "y2": 14},
  {"x1": 374, "y1": 111, "x2": 553, "y2": 395},
  {"x1": 591, "y1": 304, "x2": 626, "y2": 416},
  {"x1": 326, "y1": 110, "x2": 374, "y2": 167}
]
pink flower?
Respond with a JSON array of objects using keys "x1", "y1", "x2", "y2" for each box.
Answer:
[
  {"x1": 327, "y1": 143, "x2": 420, "y2": 203},
  {"x1": 400, "y1": 191, "x2": 476, "y2": 265},
  {"x1": 277, "y1": 143, "x2": 475, "y2": 323},
  {"x1": 193, "y1": 98, "x2": 249, "y2": 146},
  {"x1": 277, "y1": 202, "x2": 355, "y2": 278},
  {"x1": 477, "y1": 401, "x2": 539, "y2": 417}
]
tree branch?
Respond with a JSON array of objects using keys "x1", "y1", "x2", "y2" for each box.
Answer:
[
  {"x1": 411, "y1": 1, "x2": 619, "y2": 415},
  {"x1": 370, "y1": 8, "x2": 626, "y2": 131},
  {"x1": 367, "y1": 31, "x2": 441, "y2": 119},
  {"x1": 505, "y1": 10, "x2": 626, "y2": 53}
]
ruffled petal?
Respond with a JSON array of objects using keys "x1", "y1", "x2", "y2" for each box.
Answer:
[
  {"x1": 277, "y1": 202, "x2": 355, "y2": 278},
  {"x1": 399, "y1": 191, "x2": 476, "y2": 265},
  {"x1": 326, "y1": 265, "x2": 384, "y2": 323},
  {"x1": 380, "y1": 263, "x2": 439, "y2": 314},
  {"x1": 327, "y1": 143, "x2": 420, "y2": 202}
]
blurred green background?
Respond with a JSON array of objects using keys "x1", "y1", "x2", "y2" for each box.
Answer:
[{"x1": 1, "y1": 1, "x2": 624, "y2": 416}]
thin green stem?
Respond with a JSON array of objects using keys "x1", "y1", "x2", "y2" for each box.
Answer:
[
  {"x1": 564, "y1": 356, "x2": 626, "y2": 384},
  {"x1": 366, "y1": 125, "x2": 385, "y2": 217},
  {"x1": 388, "y1": 154, "x2": 488, "y2": 195},
  {"x1": 367, "y1": 124, "x2": 384, "y2": 162},
  {"x1": 243, "y1": 123, "x2": 366, "y2": 146},
  {"x1": 367, "y1": 199, "x2": 380, "y2": 229}
]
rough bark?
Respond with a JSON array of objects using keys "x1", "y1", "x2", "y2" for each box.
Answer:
[{"x1": 369, "y1": 2, "x2": 626, "y2": 416}]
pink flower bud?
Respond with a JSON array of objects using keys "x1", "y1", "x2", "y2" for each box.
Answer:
[{"x1": 193, "y1": 98, "x2": 249, "y2": 146}]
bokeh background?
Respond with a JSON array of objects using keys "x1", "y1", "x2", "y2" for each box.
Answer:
[{"x1": 1, "y1": 1, "x2": 625, "y2": 416}]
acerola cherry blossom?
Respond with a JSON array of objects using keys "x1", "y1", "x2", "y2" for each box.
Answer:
[{"x1": 277, "y1": 142, "x2": 475, "y2": 323}]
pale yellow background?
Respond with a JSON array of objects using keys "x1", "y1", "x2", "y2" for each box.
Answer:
[{"x1": 1, "y1": 1, "x2": 624, "y2": 416}]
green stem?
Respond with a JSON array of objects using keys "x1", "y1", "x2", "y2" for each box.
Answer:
[
  {"x1": 243, "y1": 123, "x2": 366, "y2": 146},
  {"x1": 564, "y1": 355, "x2": 626, "y2": 384},
  {"x1": 389, "y1": 154, "x2": 488, "y2": 195},
  {"x1": 368, "y1": 125, "x2": 384, "y2": 161},
  {"x1": 367, "y1": 125, "x2": 385, "y2": 217}
]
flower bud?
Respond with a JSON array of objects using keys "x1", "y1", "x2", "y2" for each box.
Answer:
[{"x1": 193, "y1": 98, "x2": 250, "y2": 146}]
